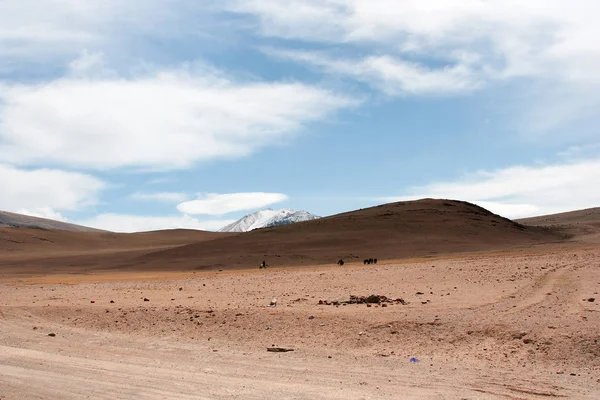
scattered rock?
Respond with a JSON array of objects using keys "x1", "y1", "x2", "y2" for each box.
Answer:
[
  {"x1": 267, "y1": 347, "x2": 294, "y2": 352},
  {"x1": 587, "y1": 298, "x2": 595, "y2": 302},
  {"x1": 318, "y1": 294, "x2": 407, "y2": 306},
  {"x1": 48, "y1": 333, "x2": 56, "y2": 337},
  {"x1": 523, "y1": 338, "x2": 534, "y2": 344},
  {"x1": 90, "y1": 300, "x2": 95, "y2": 304},
  {"x1": 110, "y1": 300, "x2": 115, "y2": 304},
  {"x1": 143, "y1": 298, "x2": 150, "y2": 302},
  {"x1": 32, "y1": 326, "x2": 38, "y2": 330},
  {"x1": 308, "y1": 315, "x2": 315, "y2": 320},
  {"x1": 179, "y1": 287, "x2": 183, "y2": 291},
  {"x1": 366, "y1": 295, "x2": 381, "y2": 303}
]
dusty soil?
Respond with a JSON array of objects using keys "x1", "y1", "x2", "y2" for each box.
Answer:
[{"x1": 1, "y1": 246, "x2": 599, "y2": 399}]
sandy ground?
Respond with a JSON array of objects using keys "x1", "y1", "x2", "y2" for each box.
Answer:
[{"x1": 1, "y1": 246, "x2": 599, "y2": 399}]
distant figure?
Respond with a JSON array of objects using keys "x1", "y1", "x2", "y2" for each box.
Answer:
[
  {"x1": 337, "y1": 259, "x2": 345, "y2": 266},
  {"x1": 373, "y1": 258, "x2": 378, "y2": 264},
  {"x1": 259, "y1": 260, "x2": 268, "y2": 269}
]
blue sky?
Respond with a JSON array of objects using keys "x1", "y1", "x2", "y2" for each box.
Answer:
[{"x1": 1, "y1": 0, "x2": 599, "y2": 232}]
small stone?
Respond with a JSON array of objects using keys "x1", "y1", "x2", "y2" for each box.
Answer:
[
  {"x1": 523, "y1": 338, "x2": 534, "y2": 344},
  {"x1": 110, "y1": 300, "x2": 115, "y2": 303},
  {"x1": 48, "y1": 333, "x2": 56, "y2": 337},
  {"x1": 512, "y1": 331, "x2": 528, "y2": 340},
  {"x1": 308, "y1": 315, "x2": 315, "y2": 320},
  {"x1": 381, "y1": 303, "x2": 388, "y2": 307},
  {"x1": 587, "y1": 298, "x2": 595, "y2": 302},
  {"x1": 144, "y1": 298, "x2": 150, "y2": 302},
  {"x1": 90, "y1": 300, "x2": 95, "y2": 303}
]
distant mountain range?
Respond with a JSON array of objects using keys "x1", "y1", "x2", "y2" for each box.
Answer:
[{"x1": 218, "y1": 208, "x2": 320, "y2": 232}]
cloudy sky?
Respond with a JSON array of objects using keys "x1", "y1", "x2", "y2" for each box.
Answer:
[{"x1": 1, "y1": 0, "x2": 599, "y2": 232}]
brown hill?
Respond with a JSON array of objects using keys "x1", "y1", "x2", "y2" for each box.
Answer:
[
  {"x1": 0, "y1": 228, "x2": 230, "y2": 254},
  {"x1": 0, "y1": 228, "x2": 233, "y2": 275},
  {"x1": 0, "y1": 210, "x2": 104, "y2": 232},
  {"x1": 516, "y1": 207, "x2": 600, "y2": 242},
  {"x1": 139, "y1": 199, "x2": 565, "y2": 271}
]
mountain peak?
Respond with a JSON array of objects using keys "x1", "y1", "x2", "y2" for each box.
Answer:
[{"x1": 218, "y1": 208, "x2": 320, "y2": 232}]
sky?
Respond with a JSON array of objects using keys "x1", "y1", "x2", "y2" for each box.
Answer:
[{"x1": 1, "y1": 0, "x2": 599, "y2": 232}]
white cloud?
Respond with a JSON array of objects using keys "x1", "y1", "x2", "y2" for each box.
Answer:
[
  {"x1": 265, "y1": 49, "x2": 482, "y2": 95},
  {"x1": 16, "y1": 207, "x2": 68, "y2": 222},
  {"x1": 230, "y1": 0, "x2": 600, "y2": 81},
  {"x1": 231, "y1": 0, "x2": 600, "y2": 129},
  {"x1": 78, "y1": 213, "x2": 235, "y2": 233},
  {"x1": 177, "y1": 192, "x2": 288, "y2": 215},
  {"x1": 130, "y1": 192, "x2": 189, "y2": 203},
  {"x1": 377, "y1": 157, "x2": 600, "y2": 218},
  {"x1": 0, "y1": 164, "x2": 105, "y2": 213},
  {"x1": 0, "y1": 0, "x2": 191, "y2": 67},
  {"x1": 67, "y1": 50, "x2": 108, "y2": 77},
  {"x1": 0, "y1": 68, "x2": 355, "y2": 170}
]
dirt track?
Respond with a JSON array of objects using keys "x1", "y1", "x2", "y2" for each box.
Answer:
[{"x1": 2, "y1": 247, "x2": 599, "y2": 399}]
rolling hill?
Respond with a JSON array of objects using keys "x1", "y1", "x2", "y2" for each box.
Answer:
[
  {"x1": 516, "y1": 207, "x2": 600, "y2": 242},
  {"x1": 0, "y1": 210, "x2": 103, "y2": 232},
  {"x1": 139, "y1": 199, "x2": 565, "y2": 270}
]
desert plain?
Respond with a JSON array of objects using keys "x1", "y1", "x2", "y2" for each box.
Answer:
[{"x1": 1, "y1": 199, "x2": 599, "y2": 399}]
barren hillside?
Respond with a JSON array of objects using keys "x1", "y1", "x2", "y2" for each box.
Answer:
[{"x1": 141, "y1": 199, "x2": 565, "y2": 270}]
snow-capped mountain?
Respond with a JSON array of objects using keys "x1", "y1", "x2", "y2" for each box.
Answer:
[{"x1": 218, "y1": 208, "x2": 320, "y2": 232}]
